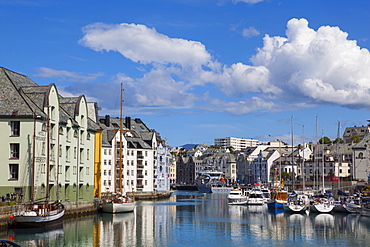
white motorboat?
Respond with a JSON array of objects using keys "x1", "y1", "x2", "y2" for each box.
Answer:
[
  {"x1": 261, "y1": 187, "x2": 271, "y2": 203},
  {"x1": 228, "y1": 189, "x2": 248, "y2": 205},
  {"x1": 247, "y1": 186, "x2": 265, "y2": 205}
]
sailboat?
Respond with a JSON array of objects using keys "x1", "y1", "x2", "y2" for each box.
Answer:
[
  {"x1": 284, "y1": 125, "x2": 310, "y2": 213},
  {"x1": 102, "y1": 83, "x2": 135, "y2": 213},
  {"x1": 309, "y1": 122, "x2": 335, "y2": 213},
  {"x1": 9, "y1": 111, "x2": 65, "y2": 228},
  {"x1": 267, "y1": 140, "x2": 288, "y2": 209}
]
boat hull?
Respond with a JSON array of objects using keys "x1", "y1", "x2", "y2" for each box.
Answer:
[
  {"x1": 9, "y1": 209, "x2": 64, "y2": 228},
  {"x1": 102, "y1": 202, "x2": 136, "y2": 213},
  {"x1": 310, "y1": 203, "x2": 334, "y2": 213},
  {"x1": 267, "y1": 200, "x2": 286, "y2": 209},
  {"x1": 283, "y1": 203, "x2": 308, "y2": 213},
  {"x1": 333, "y1": 202, "x2": 361, "y2": 213},
  {"x1": 247, "y1": 198, "x2": 265, "y2": 205}
]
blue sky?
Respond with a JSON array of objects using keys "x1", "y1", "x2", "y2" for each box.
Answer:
[{"x1": 1, "y1": 0, "x2": 370, "y2": 147}]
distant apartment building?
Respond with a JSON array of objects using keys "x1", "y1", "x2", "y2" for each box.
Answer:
[{"x1": 214, "y1": 137, "x2": 258, "y2": 151}]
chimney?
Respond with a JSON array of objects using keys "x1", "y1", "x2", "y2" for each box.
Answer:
[
  {"x1": 126, "y1": 116, "x2": 131, "y2": 130},
  {"x1": 105, "y1": 115, "x2": 110, "y2": 126}
]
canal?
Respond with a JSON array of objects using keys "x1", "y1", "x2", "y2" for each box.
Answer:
[{"x1": 1, "y1": 190, "x2": 370, "y2": 246}]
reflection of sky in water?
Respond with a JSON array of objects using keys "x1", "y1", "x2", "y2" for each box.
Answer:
[{"x1": 2, "y1": 190, "x2": 370, "y2": 246}]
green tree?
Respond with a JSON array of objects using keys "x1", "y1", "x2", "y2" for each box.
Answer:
[
  {"x1": 333, "y1": 138, "x2": 343, "y2": 143},
  {"x1": 349, "y1": 135, "x2": 361, "y2": 143},
  {"x1": 318, "y1": 136, "x2": 331, "y2": 144}
]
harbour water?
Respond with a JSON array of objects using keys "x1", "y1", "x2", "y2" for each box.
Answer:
[{"x1": 1, "y1": 190, "x2": 370, "y2": 246}]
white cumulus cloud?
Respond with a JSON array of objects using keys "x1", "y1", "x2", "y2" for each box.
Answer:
[
  {"x1": 251, "y1": 18, "x2": 370, "y2": 108},
  {"x1": 79, "y1": 23, "x2": 211, "y2": 68},
  {"x1": 75, "y1": 18, "x2": 370, "y2": 115}
]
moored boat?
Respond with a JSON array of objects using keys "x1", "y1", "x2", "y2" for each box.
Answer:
[
  {"x1": 228, "y1": 189, "x2": 248, "y2": 205},
  {"x1": 309, "y1": 192, "x2": 335, "y2": 213},
  {"x1": 101, "y1": 194, "x2": 135, "y2": 213},
  {"x1": 8, "y1": 111, "x2": 65, "y2": 228},
  {"x1": 101, "y1": 84, "x2": 135, "y2": 214},
  {"x1": 195, "y1": 170, "x2": 231, "y2": 194},
  {"x1": 283, "y1": 191, "x2": 309, "y2": 213},
  {"x1": 247, "y1": 186, "x2": 265, "y2": 205},
  {"x1": 8, "y1": 200, "x2": 65, "y2": 228},
  {"x1": 267, "y1": 190, "x2": 288, "y2": 209}
]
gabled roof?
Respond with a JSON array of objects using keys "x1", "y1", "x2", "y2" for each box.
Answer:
[{"x1": 0, "y1": 67, "x2": 99, "y2": 131}]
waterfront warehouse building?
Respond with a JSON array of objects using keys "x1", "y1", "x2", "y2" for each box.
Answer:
[{"x1": 0, "y1": 67, "x2": 98, "y2": 203}]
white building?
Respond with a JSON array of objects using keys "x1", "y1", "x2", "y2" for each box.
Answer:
[
  {"x1": 156, "y1": 141, "x2": 171, "y2": 191},
  {"x1": 214, "y1": 137, "x2": 258, "y2": 150}
]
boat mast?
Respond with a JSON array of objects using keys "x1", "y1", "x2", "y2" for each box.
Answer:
[
  {"x1": 291, "y1": 116, "x2": 294, "y2": 191},
  {"x1": 302, "y1": 125, "x2": 305, "y2": 192},
  {"x1": 314, "y1": 116, "x2": 318, "y2": 191},
  {"x1": 31, "y1": 111, "x2": 36, "y2": 203},
  {"x1": 337, "y1": 121, "x2": 341, "y2": 190},
  {"x1": 46, "y1": 106, "x2": 50, "y2": 202},
  {"x1": 322, "y1": 123, "x2": 325, "y2": 192},
  {"x1": 279, "y1": 140, "x2": 282, "y2": 190},
  {"x1": 119, "y1": 83, "x2": 124, "y2": 193}
]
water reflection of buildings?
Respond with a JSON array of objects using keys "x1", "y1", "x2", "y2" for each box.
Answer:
[
  {"x1": 97, "y1": 212, "x2": 136, "y2": 246},
  {"x1": 4, "y1": 194, "x2": 370, "y2": 246}
]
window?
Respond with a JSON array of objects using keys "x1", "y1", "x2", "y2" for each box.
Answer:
[
  {"x1": 87, "y1": 133, "x2": 91, "y2": 141},
  {"x1": 41, "y1": 164, "x2": 46, "y2": 174},
  {"x1": 10, "y1": 144, "x2": 19, "y2": 159},
  {"x1": 10, "y1": 121, "x2": 20, "y2": 136},
  {"x1": 67, "y1": 127, "x2": 71, "y2": 142},
  {"x1": 80, "y1": 148, "x2": 84, "y2": 163},
  {"x1": 87, "y1": 149, "x2": 90, "y2": 160},
  {"x1": 9, "y1": 164, "x2": 18, "y2": 180},
  {"x1": 66, "y1": 146, "x2": 70, "y2": 162}
]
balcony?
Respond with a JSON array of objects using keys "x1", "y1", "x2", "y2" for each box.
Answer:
[
  {"x1": 137, "y1": 155, "x2": 144, "y2": 159},
  {"x1": 137, "y1": 165, "x2": 144, "y2": 169}
]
